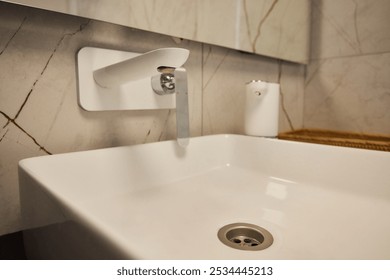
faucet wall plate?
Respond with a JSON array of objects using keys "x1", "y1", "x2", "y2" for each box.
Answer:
[{"x1": 77, "y1": 47, "x2": 175, "y2": 111}]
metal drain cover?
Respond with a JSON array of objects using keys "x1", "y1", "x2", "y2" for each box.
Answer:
[{"x1": 217, "y1": 223, "x2": 273, "y2": 251}]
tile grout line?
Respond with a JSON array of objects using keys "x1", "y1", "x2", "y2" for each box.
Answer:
[
  {"x1": 202, "y1": 49, "x2": 229, "y2": 91},
  {"x1": 278, "y1": 60, "x2": 295, "y2": 131}
]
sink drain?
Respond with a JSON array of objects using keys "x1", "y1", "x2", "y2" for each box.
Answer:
[{"x1": 217, "y1": 223, "x2": 273, "y2": 251}]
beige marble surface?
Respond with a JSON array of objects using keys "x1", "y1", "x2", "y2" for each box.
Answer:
[
  {"x1": 0, "y1": 2, "x2": 304, "y2": 235},
  {"x1": 305, "y1": 0, "x2": 390, "y2": 135},
  {"x1": 305, "y1": 53, "x2": 390, "y2": 134},
  {"x1": 310, "y1": 0, "x2": 390, "y2": 59},
  {"x1": 3, "y1": 0, "x2": 311, "y2": 63}
]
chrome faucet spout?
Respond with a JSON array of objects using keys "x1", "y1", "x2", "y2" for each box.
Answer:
[{"x1": 151, "y1": 67, "x2": 190, "y2": 147}]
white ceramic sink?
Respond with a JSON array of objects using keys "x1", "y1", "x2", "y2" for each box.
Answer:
[{"x1": 19, "y1": 134, "x2": 390, "y2": 259}]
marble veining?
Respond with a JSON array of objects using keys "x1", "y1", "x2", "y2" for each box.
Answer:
[
  {"x1": 3, "y1": 0, "x2": 311, "y2": 63},
  {"x1": 305, "y1": 0, "x2": 390, "y2": 135},
  {"x1": 305, "y1": 53, "x2": 390, "y2": 134},
  {"x1": 310, "y1": 0, "x2": 390, "y2": 59},
  {"x1": 243, "y1": 0, "x2": 278, "y2": 53}
]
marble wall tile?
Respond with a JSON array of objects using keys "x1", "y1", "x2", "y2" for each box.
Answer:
[
  {"x1": 305, "y1": 0, "x2": 390, "y2": 136},
  {"x1": 311, "y1": 0, "x2": 390, "y2": 59},
  {"x1": 237, "y1": 0, "x2": 310, "y2": 63},
  {"x1": 128, "y1": 0, "x2": 311, "y2": 63},
  {"x1": 305, "y1": 53, "x2": 390, "y2": 134},
  {"x1": 0, "y1": 2, "x2": 304, "y2": 236},
  {"x1": 279, "y1": 61, "x2": 305, "y2": 132},
  {"x1": 7, "y1": 0, "x2": 311, "y2": 63},
  {"x1": 0, "y1": 5, "x2": 84, "y2": 117}
]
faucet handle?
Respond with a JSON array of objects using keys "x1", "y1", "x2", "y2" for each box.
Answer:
[
  {"x1": 173, "y1": 68, "x2": 190, "y2": 147},
  {"x1": 151, "y1": 67, "x2": 190, "y2": 147}
]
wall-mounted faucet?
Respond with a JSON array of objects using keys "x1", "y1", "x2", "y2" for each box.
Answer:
[{"x1": 77, "y1": 47, "x2": 190, "y2": 147}]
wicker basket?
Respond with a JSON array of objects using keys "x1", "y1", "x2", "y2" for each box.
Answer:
[{"x1": 278, "y1": 129, "x2": 390, "y2": 152}]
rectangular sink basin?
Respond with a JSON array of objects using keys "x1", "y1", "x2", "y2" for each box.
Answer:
[{"x1": 19, "y1": 134, "x2": 390, "y2": 259}]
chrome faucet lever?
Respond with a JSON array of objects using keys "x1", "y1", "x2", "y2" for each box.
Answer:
[
  {"x1": 151, "y1": 67, "x2": 190, "y2": 147},
  {"x1": 153, "y1": 66, "x2": 176, "y2": 94}
]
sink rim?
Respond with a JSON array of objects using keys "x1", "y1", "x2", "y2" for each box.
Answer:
[{"x1": 19, "y1": 134, "x2": 390, "y2": 259}]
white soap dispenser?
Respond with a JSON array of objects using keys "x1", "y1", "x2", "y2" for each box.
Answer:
[{"x1": 244, "y1": 80, "x2": 280, "y2": 137}]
